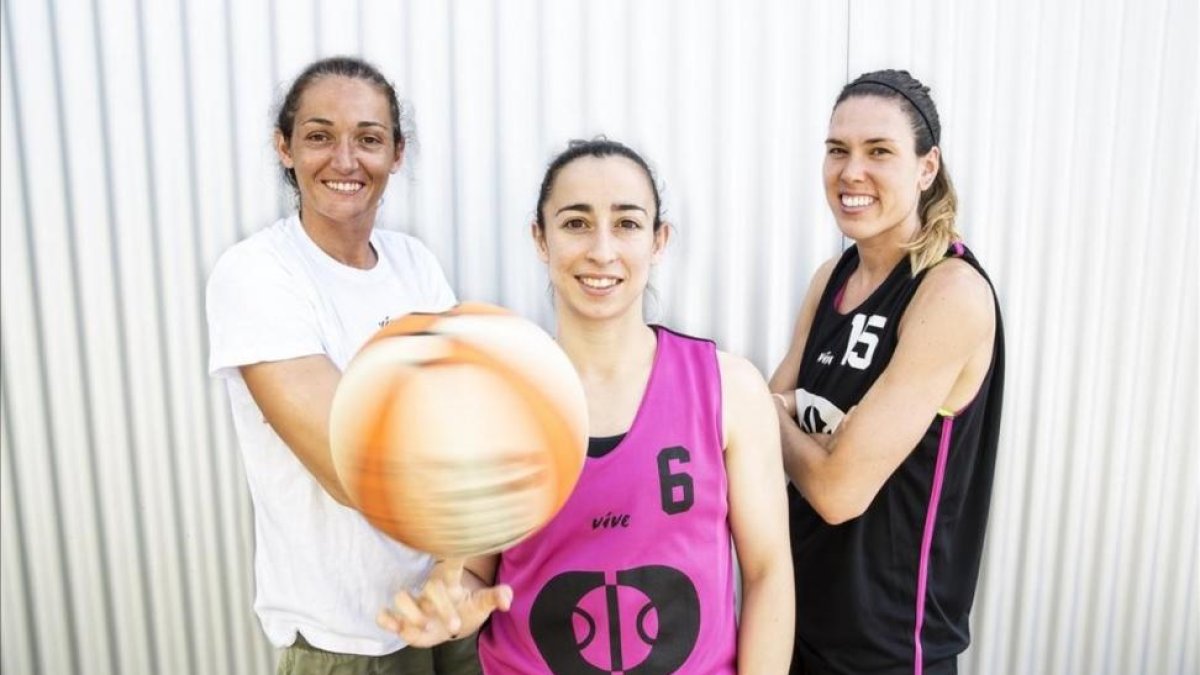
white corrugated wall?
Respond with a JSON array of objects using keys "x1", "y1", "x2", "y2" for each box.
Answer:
[{"x1": 1, "y1": 0, "x2": 1195, "y2": 673}]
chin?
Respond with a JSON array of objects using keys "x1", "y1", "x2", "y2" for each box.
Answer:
[
  {"x1": 836, "y1": 215, "x2": 896, "y2": 242},
  {"x1": 564, "y1": 298, "x2": 634, "y2": 324},
  {"x1": 326, "y1": 204, "x2": 376, "y2": 224},
  {"x1": 834, "y1": 223, "x2": 871, "y2": 242}
]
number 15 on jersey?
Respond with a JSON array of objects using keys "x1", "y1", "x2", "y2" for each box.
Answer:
[{"x1": 841, "y1": 314, "x2": 887, "y2": 370}]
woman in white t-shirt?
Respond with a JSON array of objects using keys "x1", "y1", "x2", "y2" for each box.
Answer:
[{"x1": 205, "y1": 56, "x2": 477, "y2": 675}]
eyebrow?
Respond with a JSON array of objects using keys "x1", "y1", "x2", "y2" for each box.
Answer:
[
  {"x1": 300, "y1": 117, "x2": 388, "y2": 130},
  {"x1": 554, "y1": 203, "x2": 648, "y2": 216}
]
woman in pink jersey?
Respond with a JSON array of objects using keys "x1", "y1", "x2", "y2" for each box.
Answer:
[{"x1": 379, "y1": 139, "x2": 794, "y2": 673}]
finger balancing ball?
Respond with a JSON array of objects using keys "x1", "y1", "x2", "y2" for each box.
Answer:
[{"x1": 330, "y1": 302, "x2": 588, "y2": 558}]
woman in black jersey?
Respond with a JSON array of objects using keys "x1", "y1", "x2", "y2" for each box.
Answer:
[{"x1": 771, "y1": 70, "x2": 1005, "y2": 675}]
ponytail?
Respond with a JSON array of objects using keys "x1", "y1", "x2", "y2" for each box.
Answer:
[{"x1": 905, "y1": 158, "x2": 960, "y2": 275}]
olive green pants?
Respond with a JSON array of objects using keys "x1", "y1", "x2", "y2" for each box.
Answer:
[{"x1": 277, "y1": 634, "x2": 482, "y2": 675}]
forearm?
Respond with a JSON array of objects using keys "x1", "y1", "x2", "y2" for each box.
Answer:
[
  {"x1": 736, "y1": 562, "x2": 795, "y2": 672},
  {"x1": 270, "y1": 411, "x2": 351, "y2": 505},
  {"x1": 777, "y1": 409, "x2": 861, "y2": 524},
  {"x1": 289, "y1": 434, "x2": 352, "y2": 505},
  {"x1": 770, "y1": 390, "x2": 797, "y2": 418},
  {"x1": 777, "y1": 404, "x2": 830, "y2": 487},
  {"x1": 241, "y1": 358, "x2": 353, "y2": 506}
]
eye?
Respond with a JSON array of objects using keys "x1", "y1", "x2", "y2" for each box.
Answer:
[
  {"x1": 360, "y1": 135, "x2": 384, "y2": 146},
  {"x1": 826, "y1": 146, "x2": 847, "y2": 156},
  {"x1": 870, "y1": 147, "x2": 892, "y2": 157},
  {"x1": 618, "y1": 219, "x2": 642, "y2": 230},
  {"x1": 562, "y1": 218, "x2": 588, "y2": 230},
  {"x1": 306, "y1": 131, "x2": 331, "y2": 143}
]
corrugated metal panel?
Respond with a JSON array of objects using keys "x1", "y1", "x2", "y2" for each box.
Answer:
[{"x1": 1, "y1": 1, "x2": 1195, "y2": 674}]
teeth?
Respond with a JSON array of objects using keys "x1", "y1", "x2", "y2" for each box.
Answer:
[
  {"x1": 325, "y1": 181, "x2": 363, "y2": 194},
  {"x1": 842, "y1": 194, "x2": 876, "y2": 208},
  {"x1": 579, "y1": 277, "x2": 619, "y2": 289}
]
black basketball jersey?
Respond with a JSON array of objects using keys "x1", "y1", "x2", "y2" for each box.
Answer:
[{"x1": 789, "y1": 243, "x2": 1005, "y2": 675}]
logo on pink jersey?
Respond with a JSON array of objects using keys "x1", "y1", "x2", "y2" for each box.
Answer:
[{"x1": 529, "y1": 565, "x2": 700, "y2": 674}]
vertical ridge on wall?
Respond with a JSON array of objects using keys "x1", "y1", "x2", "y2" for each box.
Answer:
[
  {"x1": 1170, "y1": 148, "x2": 1198, "y2": 675},
  {"x1": 489, "y1": 0, "x2": 542, "y2": 318},
  {"x1": 1, "y1": 350, "x2": 39, "y2": 675},
  {"x1": 47, "y1": 0, "x2": 126, "y2": 671},
  {"x1": 2, "y1": 1, "x2": 83, "y2": 671},
  {"x1": 134, "y1": 0, "x2": 199, "y2": 670},
  {"x1": 179, "y1": 0, "x2": 241, "y2": 672},
  {"x1": 89, "y1": 0, "x2": 163, "y2": 670},
  {"x1": 445, "y1": 0, "x2": 463, "y2": 292},
  {"x1": 1119, "y1": 4, "x2": 1176, "y2": 672},
  {"x1": 490, "y1": 0, "x2": 507, "y2": 302}
]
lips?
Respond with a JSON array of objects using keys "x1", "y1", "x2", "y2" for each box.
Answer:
[
  {"x1": 841, "y1": 194, "x2": 876, "y2": 208},
  {"x1": 323, "y1": 180, "x2": 366, "y2": 194},
  {"x1": 576, "y1": 275, "x2": 622, "y2": 291}
]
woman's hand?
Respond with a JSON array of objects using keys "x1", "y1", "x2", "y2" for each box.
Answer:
[{"x1": 377, "y1": 559, "x2": 513, "y2": 647}]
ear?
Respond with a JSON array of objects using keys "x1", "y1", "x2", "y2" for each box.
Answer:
[
  {"x1": 390, "y1": 143, "x2": 405, "y2": 174},
  {"x1": 274, "y1": 129, "x2": 294, "y2": 169},
  {"x1": 919, "y1": 146, "x2": 941, "y2": 191},
  {"x1": 651, "y1": 222, "x2": 672, "y2": 264},
  {"x1": 531, "y1": 222, "x2": 549, "y2": 263}
]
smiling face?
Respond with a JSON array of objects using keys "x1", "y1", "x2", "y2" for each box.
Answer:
[
  {"x1": 534, "y1": 155, "x2": 668, "y2": 325},
  {"x1": 824, "y1": 95, "x2": 940, "y2": 246},
  {"x1": 275, "y1": 75, "x2": 403, "y2": 234}
]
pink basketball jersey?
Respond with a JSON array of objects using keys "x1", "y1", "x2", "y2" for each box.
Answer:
[{"x1": 479, "y1": 326, "x2": 736, "y2": 674}]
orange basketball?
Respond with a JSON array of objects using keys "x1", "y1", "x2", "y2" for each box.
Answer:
[{"x1": 329, "y1": 302, "x2": 588, "y2": 558}]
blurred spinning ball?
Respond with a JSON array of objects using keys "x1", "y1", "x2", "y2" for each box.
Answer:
[{"x1": 330, "y1": 302, "x2": 588, "y2": 558}]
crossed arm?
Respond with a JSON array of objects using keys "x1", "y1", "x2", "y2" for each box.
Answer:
[{"x1": 770, "y1": 257, "x2": 995, "y2": 524}]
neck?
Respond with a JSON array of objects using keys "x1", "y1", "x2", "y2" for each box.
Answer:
[
  {"x1": 298, "y1": 209, "x2": 377, "y2": 269},
  {"x1": 554, "y1": 306, "x2": 657, "y2": 380},
  {"x1": 853, "y1": 215, "x2": 920, "y2": 278},
  {"x1": 854, "y1": 237, "x2": 907, "y2": 279}
]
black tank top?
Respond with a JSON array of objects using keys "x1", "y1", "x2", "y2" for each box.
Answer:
[{"x1": 789, "y1": 243, "x2": 1005, "y2": 675}]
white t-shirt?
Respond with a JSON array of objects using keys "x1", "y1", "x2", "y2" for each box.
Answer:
[{"x1": 206, "y1": 214, "x2": 456, "y2": 655}]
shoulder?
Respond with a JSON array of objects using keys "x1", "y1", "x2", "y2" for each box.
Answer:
[
  {"x1": 813, "y1": 255, "x2": 840, "y2": 286},
  {"x1": 372, "y1": 227, "x2": 418, "y2": 249},
  {"x1": 206, "y1": 218, "x2": 311, "y2": 312},
  {"x1": 209, "y1": 221, "x2": 293, "y2": 285},
  {"x1": 805, "y1": 256, "x2": 841, "y2": 300},
  {"x1": 374, "y1": 229, "x2": 455, "y2": 306},
  {"x1": 715, "y1": 350, "x2": 774, "y2": 450},
  {"x1": 790, "y1": 254, "x2": 841, "y2": 332},
  {"x1": 374, "y1": 228, "x2": 440, "y2": 265},
  {"x1": 915, "y1": 257, "x2": 994, "y2": 313},
  {"x1": 904, "y1": 257, "x2": 996, "y2": 339},
  {"x1": 716, "y1": 350, "x2": 770, "y2": 398},
  {"x1": 654, "y1": 324, "x2": 715, "y2": 348}
]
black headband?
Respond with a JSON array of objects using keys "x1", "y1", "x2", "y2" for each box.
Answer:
[{"x1": 850, "y1": 79, "x2": 939, "y2": 145}]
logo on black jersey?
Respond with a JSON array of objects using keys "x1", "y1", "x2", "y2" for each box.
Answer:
[
  {"x1": 802, "y1": 406, "x2": 829, "y2": 434},
  {"x1": 795, "y1": 389, "x2": 846, "y2": 435},
  {"x1": 529, "y1": 565, "x2": 701, "y2": 674}
]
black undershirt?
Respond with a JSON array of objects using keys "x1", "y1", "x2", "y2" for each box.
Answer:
[{"x1": 587, "y1": 433, "x2": 626, "y2": 458}]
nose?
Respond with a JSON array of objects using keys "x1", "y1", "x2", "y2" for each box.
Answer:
[
  {"x1": 331, "y1": 138, "x2": 356, "y2": 173},
  {"x1": 840, "y1": 151, "x2": 867, "y2": 182},
  {"x1": 586, "y1": 225, "x2": 618, "y2": 264}
]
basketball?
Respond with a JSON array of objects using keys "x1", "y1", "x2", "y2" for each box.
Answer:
[{"x1": 329, "y1": 302, "x2": 588, "y2": 558}]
